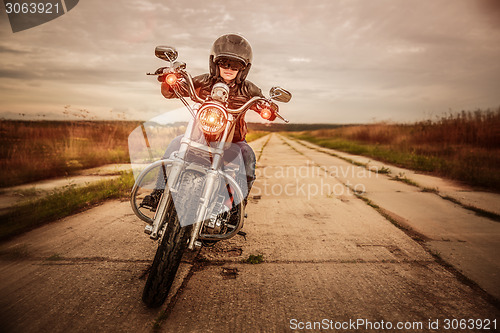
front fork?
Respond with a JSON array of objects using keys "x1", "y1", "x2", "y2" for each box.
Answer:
[
  {"x1": 187, "y1": 169, "x2": 219, "y2": 250},
  {"x1": 147, "y1": 120, "x2": 197, "y2": 240},
  {"x1": 148, "y1": 158, "x2": 184, "y2": 240},
  {"x1": 146, "y1": 119, "x2": 243, "y2": 249}
]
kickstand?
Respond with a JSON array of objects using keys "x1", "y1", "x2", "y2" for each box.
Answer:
[{"x1": 237, "y1": 231, "x2": 247, "y2": 240}]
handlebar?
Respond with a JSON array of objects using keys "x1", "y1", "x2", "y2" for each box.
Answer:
[{"x1": 147, "y1": 67, "x2": 289, "y2": 123}]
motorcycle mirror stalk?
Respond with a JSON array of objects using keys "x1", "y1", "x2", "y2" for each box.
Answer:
[
  {"x1": 155, "y1": 45, "x2": 178, "y2": 63},
  {"x1": 269, "y1": 86, "x2": 292, "y2": 103},
  {"x1": 147, "y1": 46, "x2": 185, "y2": 76}
]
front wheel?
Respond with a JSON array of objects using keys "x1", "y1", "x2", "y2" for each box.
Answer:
[
  {"x1": 142, "y1": 210, "x2": 191, "y2": 307},
  {"x1": 142, "y1": 171, "x2": 203, "y2": 308}
]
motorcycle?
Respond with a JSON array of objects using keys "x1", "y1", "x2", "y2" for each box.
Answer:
[{"x1": 129, "y1": 46, "x2": 291, "y2": 307}]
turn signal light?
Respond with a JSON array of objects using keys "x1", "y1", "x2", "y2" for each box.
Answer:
[
  {"x1": 260, "y1": 108, "x2": 272, "y2": 120},
  {"x1": 165, "y1": 73, "x2": 177, "y2": 85}
]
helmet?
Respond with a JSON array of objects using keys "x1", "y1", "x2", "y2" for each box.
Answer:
[{"x1": 209, "y1": 33, "x2": 253, "y2": 84}]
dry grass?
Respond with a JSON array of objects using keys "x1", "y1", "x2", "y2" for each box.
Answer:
[
  {"x1": 245, "y1": 130, "x2": 269, "y2": 142},
  {"x1": 316, "y1": 109, "x2": 500, "y2": 148},
  {"x1": 291, "y1": 108, "x2": 500, "y2": 191},
  {"x1": 0, "y1": 120, "x2": 144, "y2": 187}
]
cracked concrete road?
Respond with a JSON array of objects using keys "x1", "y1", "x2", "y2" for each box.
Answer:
[
  {"x1": 280, "y1": 136, "x2": 500, "y2": 301},
  {"x1": 0, "y1": 134, "x2": 499, "y2": 332}
]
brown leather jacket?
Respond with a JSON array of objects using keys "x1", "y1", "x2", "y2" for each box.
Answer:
[{"x1": 161, "y1": 73, "x2": 264, "y2": 142}]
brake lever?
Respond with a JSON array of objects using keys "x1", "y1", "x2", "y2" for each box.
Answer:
[
  {"x1": 275, "y1": 111, "x2": 289, "y2": 123},
  {"x1": 173, "y1": 61, "x2": 186, "y2": 70},
  {"x1": 263, "y1": 98, "x2": 289, "y2": 123}
]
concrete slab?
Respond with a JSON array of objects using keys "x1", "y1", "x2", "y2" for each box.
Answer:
[
  {"x1": 283, "y1": 136, "x2": 500, "y2": 300},
  {"x1": 162, "y1": 262, "x2": 499, "y2": 332}
]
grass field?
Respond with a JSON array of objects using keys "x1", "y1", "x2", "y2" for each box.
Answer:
[
  {"x1": 245, "y1": 130, "x2": 269, "y2": 142},
  {"x1": 288, "y1": 109, "x2": 500, "y2": 191},
  {"x1": 0, "y1": 120, "x2": 269, "y2": 188},
  {"x1": 0, "y1": 120, "x2": 184, "y2": 188}
]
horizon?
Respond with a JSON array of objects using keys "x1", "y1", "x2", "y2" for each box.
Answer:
[{"x1": 3, "y1": 107, "x2": 498, "y2": 127}]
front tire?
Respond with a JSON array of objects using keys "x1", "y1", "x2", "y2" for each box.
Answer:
[{"x1": 142, "y1": 171, "x2": 203, "y2": 308}]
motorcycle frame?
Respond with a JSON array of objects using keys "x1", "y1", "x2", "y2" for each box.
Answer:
[{"x1": 131, "y1": 115, "x2": 246, "y2": 250}]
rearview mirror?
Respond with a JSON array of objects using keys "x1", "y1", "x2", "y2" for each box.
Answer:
[
  {"x1": 155, "y1": 46, "x2": 178, "y2": 62},
  {"x1": 269, "y1": 87, "x2": 292, "y2": 103}
]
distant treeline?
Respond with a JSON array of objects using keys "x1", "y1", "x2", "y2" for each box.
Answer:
[
  {"x1": 139, "y1": 121, "x2": 343, "y2": 132},
  {"x1": 247, "y1": 122, "x2": 343, "y2": 132},
  {"x1": 0, "y1": 119, "x2": 342, "y2": 131},
  {"x1": 0, "y1": 119, "x2": 144, "y2": 126}
]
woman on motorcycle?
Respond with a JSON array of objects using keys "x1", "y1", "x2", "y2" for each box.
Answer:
[{"x1": 141, "y1": 33, "x2": 266, "y2": 210}]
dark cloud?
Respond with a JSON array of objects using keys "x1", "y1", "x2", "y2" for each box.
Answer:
[
  {"x1": 0, "y1": 44, "x2": 25, "y2": 53},
  {"x1": 0, "y1": 68, "x2": 33, "y2": 79},
  {"x1": 476, "y1": 0, "x2": 500, "y2": 27}
]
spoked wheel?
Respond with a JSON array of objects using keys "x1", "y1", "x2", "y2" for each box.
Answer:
[{"x1": 130, "y1": 160, "x2": 172, "y2": 225}]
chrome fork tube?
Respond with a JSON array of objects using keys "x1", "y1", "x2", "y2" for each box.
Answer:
[
  {"x1": 149, "y1": 120, "x2": 196, "y2": 239},
  {"x1": 187, "y1": 169, "x2": 218, "y2": 250},
  {"x1": 178, "y1": 119, "x2": 195, "y2": 159},
  {"x1": 187, "y1": 122, "x2": 231, "y2": 249},
  {"x1": 210, "y1": 121, "x2": 231, "y2": 170},
  {"x1": 149, "y1": 159, "x2": 183, "y2": 240}
]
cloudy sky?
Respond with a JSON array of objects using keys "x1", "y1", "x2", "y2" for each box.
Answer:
[{"x1": 0, "y1": 0, "x2": 499, "y2": 123}]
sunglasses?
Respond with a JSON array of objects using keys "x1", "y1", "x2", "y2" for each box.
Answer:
[{"x1": 218, "y1": 60, "x2": 244, "y2": 71}]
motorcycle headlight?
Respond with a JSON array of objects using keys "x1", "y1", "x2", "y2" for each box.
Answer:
[{"x1": 197, "y1": 105, "x2": 227, "y2": 134}]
